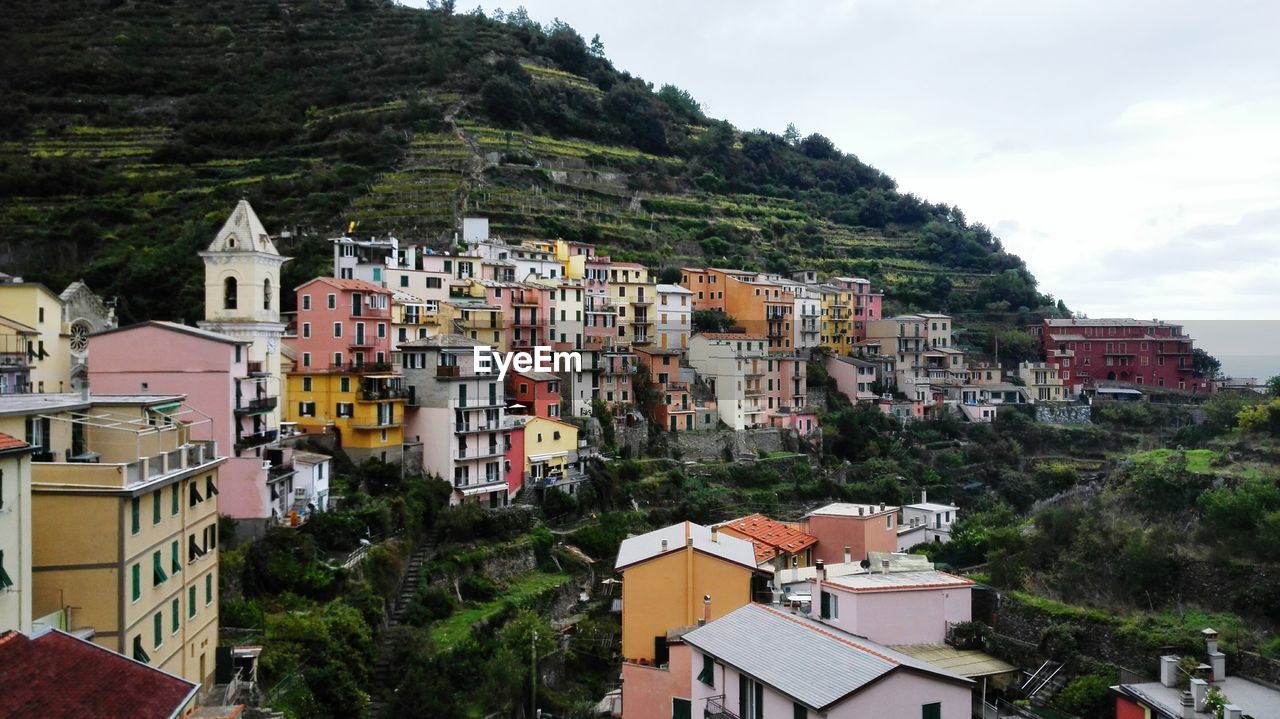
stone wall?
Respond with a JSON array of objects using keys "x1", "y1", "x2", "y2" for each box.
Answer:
[
  {"x1": 1035, "y1": 403, "x2": 1093, "y2": 425},
  {"x1": 669, "y1": 427, "x2": 789, "y2": 461}
]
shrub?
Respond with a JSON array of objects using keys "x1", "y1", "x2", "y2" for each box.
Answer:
[
  {"x1": 1054, "y1": 674, "x2": 1115, "y2": 718},
  {"x1": 405, "y1": 587, "x2": 458, "y2": 626}
]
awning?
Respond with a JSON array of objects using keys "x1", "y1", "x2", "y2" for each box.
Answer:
[
  {"x1": 148, "y1": 402, "x2": 181, "y2": 413},
  {"x1": 891, "y1": 644, "x2": 1018, "y2": 684},
  {"x1": 528, "y1": 451, "x2": 569, "y2": 462}
]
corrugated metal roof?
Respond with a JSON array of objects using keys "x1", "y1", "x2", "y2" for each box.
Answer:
[{"x1": 683, "y1": 604, "x2": 969, "y2": 709}]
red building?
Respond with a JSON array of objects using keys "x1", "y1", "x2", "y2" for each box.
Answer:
[
  {"x1": 1036, "y1": 318, "x2": 1206, "y2": 395},
  {"x1": 505, "y1": 420, "x2": 526, "y2": 498},
  {"x1": 509, "y1": 370, "x2": 562, "y2": 419}
]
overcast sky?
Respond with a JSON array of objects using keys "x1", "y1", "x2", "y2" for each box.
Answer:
[{"x1": 409, "y1": 1, "x2": 1280, "y2": 326}]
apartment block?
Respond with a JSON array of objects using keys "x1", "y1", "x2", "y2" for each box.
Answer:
[
  {"x1": 1036, "y1": 318, "x2": 1205, "y2": 394},
  {"x1": 655, "y1": 284, "x2": 693, "y2": 350}
]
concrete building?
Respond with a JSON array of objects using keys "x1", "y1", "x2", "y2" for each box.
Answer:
[
  {"x1": 0, "y1": 434, "x2": 33, "y2": 634},
  {"x1": 686, "y1": 334, "x2": 770, "y2": 430},
  {"x1": 0, "y1": 394, "x2": 223, "y2": 690},
  {"x1": 897, "y1": 493, "x2": 960, "y2": 551},
  {"x1": 655, "y1": 284, "x2": 693, "y2": 350},
  {"x1": 523, "y1": 416, "x2": 589, "y2": 496},
  {"x1": 1018, "y1": 361, "x2": 1066, "y2": 402},
  {"x1": 399, "y1": 335, "x2": 514, "y2": 507},
  {"x1": 610, "y1": 262, "x2": 657, "y2": 346},
  {"x1": 826, "y1": 354, "x2": 882, "y2": 402},
  {"x1": 0, "y1": 316, "x2": 36, "y2": 395},
  {"x1": 1037, "y1": 318, "x2": 1207, "y2": 394},
  {"x1": 715, "y1": 514, "x2": 817, "y2": 572}
]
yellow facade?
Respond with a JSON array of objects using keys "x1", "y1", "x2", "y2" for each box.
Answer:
[
  {"x1": 285, "y1": 372, "x2": 405, "y2": 460},
  {"x1": 611, "y1": 265, "x2": 657, "y2": 346},
  {"x1": 0, "y1": 283, "x2": 71, "y2": 393},
  {"x1": 523, "y1": 416, "x2": 578, "y2": 479},
  {"x1": 619, "y1": 548, "x2": 754, "y2": 662},
  {"x1": 440, "y1": 298, "x2": 506, "y2": 351},
  {"x1": 21, "y1": 401, "x2": 222, "y2": 690},
  {"x1": 820, "y1": 287, "x2": 855, "y2": 354}
]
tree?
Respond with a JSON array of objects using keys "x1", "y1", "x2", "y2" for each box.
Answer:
[
  {"x1": 782, "y1": 122, "x2": 800, "y2": 146},
  {"x1": 692, "y1": 309, "x2": 735, "y2": 333},
  {"x1": 1192, "y1": 348, "x2": 1223, "y2": 380},
  {"x1": 1267, "y1": 375, "x2": 1280, "y2": 397}
]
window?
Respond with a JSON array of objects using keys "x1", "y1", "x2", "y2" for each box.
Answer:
[
  {"x1": 298, "y1": 401, "x2": 316, "y2": 417},
  {"x1": 697, "y1": 654, "x2": 714, "y2": 686},
  {"x1": 819, "y1": 590, "x2": 838, "y2": 619},
  {"x1": 302, "y1": 294, "x2": 311, "y2": 311},
  {"x1": 302, "y1": 377, "x2": 313, "y2": 392},
  {"x1": 153, "y1": 551, "x2": 167, "y2": 586},
  {"x1": 739, "y1": 676, "x2": 764, "y2": 719},
  {"x1": 131, "y1": 563, "x2": 141, "y2": 602},
  {"x1": 333, "y1": 322, "x2": 343, "y2": 338},
  {"x1": 263, "y1": 277, "x2": 272, "y2": 310},
  {"x1": 922, "y1": 703, "x2": 942, "y2": 719},
  {"x1": 0, "y1": 551, "x2": 12, "y2": 591},
  {"x1": 131, "y1": 497, "x2": 140, "y2": 534},
  {"x1": 337, "y1": 403, "x2": 354, "y2": 418},
  {"x1": 793, "y1": 703, "x2": 808, "y2": 719},
  {"x1": 189, "y1": 534, "x2": 205, "y2": 562},
  {"x1": 302, "y1": 352, "x2": 312, "y2": 368},
  {"x1": 153, "y1": 611, "x2": 163, "y2": 648},
  {"x1": 327, "y1": 293, "x2": 336, "y2": 309},
  {"x1": 224, "y1": 277, "x2": 237, "y2": 310},
  {"x1": 672, "y1": 698, "x2": 692, "y2": 719},
  {"x1": 206, "y1": 476, "x2": 218, "y2": 497},
  {"x1": 133, "y1": 636, "x2": 150, "y2": 664},
  {"x1": 189, "y1": 586, "x2": 197, "y2": 618},
  {"x1": 190, "y1": 481, "x2": 203, "y2": 507},
  {"x1": 170, "y1": 484, "x2": 179, "y2": 516},
  {"x1": 153, "y1": 491, "x2": 161, "y2": 525},
  {"x1": 171, "y1": 540, "x2": 181, "y2": 575},
  {"x1": 206, "y1": 573, "x2": 213, "y2": 604},
  {"x1": 340, "y1": 377, "x2": 351, "y2": 393},
  {"x1": 302, "y1": 322, "x2": 311, "y2": 338}
]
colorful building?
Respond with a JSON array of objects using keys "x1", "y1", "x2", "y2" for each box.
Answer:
[
  {"x1": 1037, "y1": 318, "x2": 1206, "y2": 394},
  {"x1": 509, "y1": 370, "x2": 562, "y2": 419},
  {"x1": 286, "y1": 278, "x2": 405, "y2": 463},
  {"x1": 610, "y1": 262, "x2": 657, "y2": 345},
  {"x1": 0, "y1": 394, "x2": 224, "y2": 690},
  {"x1": 0, "y1": 316, "x2": 36, "y2": 395},
  {"x1": 1017, "y1": 361, "x2": 1066, "y2": 402},
  {"x1": 655, "y1": 284, "x2": 693, "y2": 350},
  {"x1": 803, "y1": 502, "x2": 899, "y2": 564},
  {"x1": 716, "y1": 514, "x2": 818, "y2": 571},
  {"x1": 0, "y1": 279, "x2": 116, "y2": 394},
  {"x1": 523, "y1": 416, "x2": 588, "y2": 496}
]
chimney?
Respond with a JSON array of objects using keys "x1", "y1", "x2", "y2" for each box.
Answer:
[
  {"x1": 880, "y1": 558, "x2": 891, "y2": 574},
  {"x1": 815, "y1": 559, "x2": 825, "y2": 580},
  {"x1": 1223, "y1": 706, "x2": 1242, "y2": 719},
  {"x1": 920, "y1": 489, "x2": 927, "y2": 504},
  {"x1": 1203, "y1": 628, "x2": 1219, "y2": 654},
  {"x1": 1160, "y1": 656, "x2": 1180, "y2": 687},
  {"x1": 1180, "y1": 691, "x2": 1195, "y2": 719},
  {"x1": 710, "y1": 526, "x2": 718, "y2": 543},
  {"x1": 700, "y1": 595, "x2": 711, "y2": 626},
  {"x1": 843, "y1": 546, "x2": 852, "y2": 563},
  {"x1": 661, "y1": 539, "x2": 668, "y2": 552},
  {"x1": 858, "y1": 506, "x2": 864, "y2": 516},
  {"x1": 1190, "y1": 678, "x2": 1208, "y2": 712}
]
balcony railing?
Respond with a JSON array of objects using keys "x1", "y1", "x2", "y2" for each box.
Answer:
[
  {"x1": 245, "y1": 361, "x2": 268, "y2": 377},
  {"x1": 39, "y1": 439, "x2": 222, "y2": 487},
  {"x1": 705, "y1": 696, "x2": 738, "y2": 719},
  {"x1": 235, "y1": 429, "x2": 278, "y2": 452},
  {"x1": 234, "y1": 396, "x2": 277, "y2": 415},
  {"x1": 360, "y1": 387, "x2": 407, "y2": 402},
  {"x1": 453, "y1": 444, "x2": 504, "y2": 460},
  {"x1": 268, "y1": 461, "x2": 295, "y2": 482},
  {"x1": 455, "y1": 421, "x2": 503, "y2": 433}
]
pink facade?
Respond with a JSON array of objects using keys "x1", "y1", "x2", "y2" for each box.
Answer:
[
  {"x1": 620, "y1": 643, "x2": 692, "y2": 719},
  {"x1": 769, "y1": 410, "x2": 819, "y2": 435},
  {"x1": 814, "y1": 575, "x2": 973, "y2": 646},
  {"x1": 805, "y1": 508, "x2": 899, "y2": 564},
  {"x1": 509, "y1": 371, "x2": 561, "y2": 419},
  {"x1": 293, "y1": 278, "x2": 393, "y2": 371},
  {"x1": 827, "y1": 355, "x2": 880, "y2": 401},
  {"x1": 834, "y1": 277, "x2": 883, "y2": 343},
  {"x1": 88, "y1": 322, "x2": 279, "y2": 520}
]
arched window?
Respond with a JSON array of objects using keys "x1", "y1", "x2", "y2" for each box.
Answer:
[
  {"x1": 263, "y1": 278, "x2": 272, "y2": 310},
  {"x1": 224, "y1": 277, "x2": 238, "y2": 310}
]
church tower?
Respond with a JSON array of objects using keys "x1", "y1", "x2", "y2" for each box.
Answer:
[{"x1": 199, "y1": 200, "x2": 290, "y2": 438}]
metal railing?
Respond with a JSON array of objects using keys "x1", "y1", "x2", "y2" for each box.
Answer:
[{"x1": 705, "y1": 695, "x2": 739, "y2": 719}]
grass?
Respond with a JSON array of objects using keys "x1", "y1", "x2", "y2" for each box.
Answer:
[
  {"x1": 429, "y1": 570, "x2": 571, "y2": 651},
  {"x1": 1133, "y1": 448, "x2": 1218, "y2": 474}
]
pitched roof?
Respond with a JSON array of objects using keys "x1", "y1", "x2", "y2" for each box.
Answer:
[
  {"x1": 696, "y1": 333, "x2": 766, "y2": 341},
  {"x1": 204, "y1": 199, "x2": 280, "y2": 255},
  {"x1": 296, "y1": 276, "x2": 389, "y2": 294},
  {"x1": 0, "y1": 629, "x2": 198, "y2": 718},
  {"x1": 92, "y1": 321, "x2": 247, "y2": 346},
  {"x1": 0, "y1": 432, "x2": 31, "y2": 455},
  {"x1": 683, "y1": 604, "x2": 970, "y2": 710},
  {"x1": 718, "y1": 514, "x2": 817, "y2": 564},
  {"x1": 0, "y1": 314, "x2": 39, "y2": 334},
  {"x1": 614, "y1": 521, "x2": 757, "y2": 572}
]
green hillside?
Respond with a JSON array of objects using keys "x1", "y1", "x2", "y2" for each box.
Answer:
[{"x1": 1, "y1": 0, "x2": 1056, "y2": 322}]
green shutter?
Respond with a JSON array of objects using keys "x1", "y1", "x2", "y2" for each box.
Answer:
[
  {"x1": 206, "y1": 476, "x2": 219, "y2": 496},
  {"x1": 133, "y1": 636, "x2": 150, "y2": 663},
  {"x1": 697, "y1": 654, "x2": 714, "y2": 686},
  {"x1": 205, "y1": 573, "x2": 212, "y2": 604},
  {"x1": 131, "y1": 497, "x2": 140, "y2": 534},
  {"x1": 188, "y1": 586, "x2": 197, "y2": 618},
  {"x1": 153, "y1": 551, "x2": 167, "y2": 585},
  {"x1": 153, "y1": 492, "x2": 161, "y2": 524},
  {"x1": 0, "y1": 551, "x2": 12, "y2": 590},
  {"x1": 131, "y1": 563, "x2": 141, "y2": 601},
  {"x1": 794, "y1": 702, "x2": 808, "y2": 719},
  {"x1": 820, "y1": 591, "x2": 830, "y2": 619},
  {"x1": 171, "y1": 485, "x2": 179, "y2": 515},
  {"x1": 672, "y1": 698, "x2": 692, "y2": 719},
  {"x1": 189, "y1": 482, "x2": 202, "y2": 506},
  {"x1": 171, "y1": 540, "x2": 181, "y2": 574},
  {"x1": 922, "y1": 702, "x2": 942, "y2": 719},
  {"x1": 153, "y1": 612, "x2": 162, "y2": 648},
  {"x1": 172, "y1": 598, "x2": 180, "y2": 633}
]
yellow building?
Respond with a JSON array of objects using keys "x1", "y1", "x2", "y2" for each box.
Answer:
[
  {"x1": 523, "y1": 416, "x2": 587, "y2": 495},
  {"x1": 0, "y1": 283, "x2": 71, "y2": 393},
  {"x1": 0, "y1": 393, "x2": 224, "y2": 691},
  {"x1": 610, "y1": 262, "x2": 657, "y2": 346},
  {"x1": 613, "y1": 521, "x2": 759, "y2": 663},
  {"x1": 819, "y1": 284, "x2": 855, "y2": 354},
  {"x1": 285, "y1": 371, "x2": 406, "y2": 464},
  {"x1": 439, "y1": 297, "x2": 506, "y2": 352}
]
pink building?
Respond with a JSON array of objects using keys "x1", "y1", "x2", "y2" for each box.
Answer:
[
  {"x1": 88, "y1": 321, "x2": 301, "y2": 531},
  {"x1": 812, "y1": 569, "x2": 973, "y2": 646},
  {"x1": 803, "y1": 503, "x2": 900, "y2": 564},
  {"x1": 509, "y1": 370, "x2": 561, "y2": 419},
  {"x1": 684, "y1": 603, "x2": 971, "y2": 719},
  {"x1": 292, "y1": 277, "x2": 393, "y2": 371},
  {"x1": 833, "y1": 277, "x2": 883, "y2": 343}
]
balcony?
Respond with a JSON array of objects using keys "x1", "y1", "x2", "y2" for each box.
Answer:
[
  {"x1": 360, "y1": 387, "x2": 407, "y2": 402},
  {"x1": 245, "y1": 361, "x2": 269, "y2": 378},
  {"x1": 235, "y1": 429, "x2": 278, "y2": 452},
  {"x1": 705, "y1": 696, "x2": 738, "y2": 719},
  {"x1": 34, "y1": 439, "x2": 220, "y2": 489},
  {"x1": 350, "y1": 418, "x2": 402, "y2": 430},
  {"x1": 453, "y1": 444, "x2": 504, "y2": 460},
  {"x1": 348, "y1": 337, "x2": 377, "y2": 350},
  {"x1": 268, "y1": 460, "x2": 295, "y2": 482},
  {"x1": 234, "y1": 396, "x2": 277, "y2": 416},
  {"x1": 455, "y1": 421, "x2": 503, "y2": 433},
  {"x1": 457, "y1": 396, "x2": 505, "y2": 409},
  {"x1": 453, "y1": 476, "x2": 507, "y2": 494}
]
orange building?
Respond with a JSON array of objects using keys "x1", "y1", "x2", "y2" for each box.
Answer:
[
  {"x1": 716, "y1": 513, "x2": 818, "y2": 571},
  {"x1": 803, "y1": 502, "x2": 899, "y2": 564}
]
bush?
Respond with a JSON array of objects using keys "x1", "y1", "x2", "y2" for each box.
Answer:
[
  {"x1": 1054, "y1": 674, "x2": 1115, "y2": 718},
  {"x1": 405, "y1": 587, "x2": 458, "y2": 626}
]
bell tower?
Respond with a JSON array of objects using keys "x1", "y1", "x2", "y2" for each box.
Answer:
[{"x1": 199, "y1": 200, "x2": 290, "y2": 434}]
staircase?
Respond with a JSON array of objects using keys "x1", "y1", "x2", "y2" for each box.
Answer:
[
  {"x1": 1021, "y1": 660, "x2": 1067, "y2": 707},
  {"x1": 367, "y1": 543, "x2": 433, "y2": 717},
  {"x1": 513, "y1": 486, "x2": 539, "y2": 507}
]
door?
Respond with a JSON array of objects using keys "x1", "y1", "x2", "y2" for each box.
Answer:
[{"x1": 739, "y1": 675, "x2": 763, "y2": 719}]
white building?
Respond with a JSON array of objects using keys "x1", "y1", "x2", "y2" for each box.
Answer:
[
  {"x1": 896, "y1": 492, "x2": 960, "y2": 551},
  {"x1": 686, "y1": 334, "x2": 769, "y2": 430},
  {"x1": 292, "y1": 451, "x2": 332, "y2": 512},
  {"x1": 655, "y1": 284, "x2": 692, "y2": 350}
]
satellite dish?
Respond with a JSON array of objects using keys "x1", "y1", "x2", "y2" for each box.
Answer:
[{"x1": 859, "y1": 559, "x2": 871, "y2": 569}]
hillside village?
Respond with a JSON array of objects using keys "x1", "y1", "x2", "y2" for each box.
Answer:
[{"x1": 0, "y1": 199, "x2": 1272, "y2": 719}]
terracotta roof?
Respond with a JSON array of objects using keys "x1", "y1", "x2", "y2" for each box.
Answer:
[
  {"x1": 296, "y1": 276, "x2": 389, "y2": 293},
  {"x1": 611, "y1": 261, "x2": 646, "y2": 269},
  {"x1": 719, "y1": 514, "x2": 817, "y2": 564},
  {"x1": 0, "y1": 629, "x2": 198, "y2": 718},
  {"x1": 697, "y1": 333, "x2": 766, "y2": 340},
  {"x1": 0, "y1": 432, "x2": 31, "y2": 454}
]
